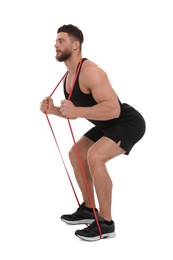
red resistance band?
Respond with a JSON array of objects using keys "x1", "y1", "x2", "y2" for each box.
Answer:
[{"x1": 45, "y1": 59, "x2": 102, "y2": 239}]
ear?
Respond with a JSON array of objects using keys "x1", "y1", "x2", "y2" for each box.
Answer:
[{"x1": 73, "y1": 40, "x2": 80, "y2": 50}]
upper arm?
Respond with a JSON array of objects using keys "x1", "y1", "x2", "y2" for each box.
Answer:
[{"x1": 83, "y1": 67, "x2": 119, "y2": 105}]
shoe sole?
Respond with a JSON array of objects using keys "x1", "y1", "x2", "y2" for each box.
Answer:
[
  {"x1": 75, "y1": 231, "x2": 116, "y2": 241},
  {"x1": 61, "y1": 218, "x2": 95, "y2": 225}
]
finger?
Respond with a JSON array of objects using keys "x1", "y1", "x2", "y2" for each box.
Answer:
[
  {"x1": 60, "y1": 99, "x2": 67, "y2": 104},
  {"x1": 60, "y1": 107, "x2": 64, "y2": 114}
]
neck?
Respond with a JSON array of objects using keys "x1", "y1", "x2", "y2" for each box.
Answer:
[{"x1": 64, "y1": 54, "x2": 82, "y2": 75}]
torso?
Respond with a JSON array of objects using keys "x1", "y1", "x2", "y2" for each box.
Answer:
[{"x1": 63, "y1": 58, "x2": 143, "y2": 130}]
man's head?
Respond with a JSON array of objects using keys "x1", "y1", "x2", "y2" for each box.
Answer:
[{"x1": 55, "y1": 24, "x2": 84, "y2": 62}]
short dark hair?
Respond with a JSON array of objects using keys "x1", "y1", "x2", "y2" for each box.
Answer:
[{"x1": 57, "y1": 24, "x2": 84, "y2": 45}]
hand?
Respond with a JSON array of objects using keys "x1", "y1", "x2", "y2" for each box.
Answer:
[
  {"x1": 40, "y1": 96, "x2": 55, "y2": 114},
  {"x1": 60, "y1": 99, "x2": 77, "y2": 119}
]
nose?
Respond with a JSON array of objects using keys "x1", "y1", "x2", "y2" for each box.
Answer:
[{"x1": 54, "y1": 40, "x2": 59, "y2": 48}]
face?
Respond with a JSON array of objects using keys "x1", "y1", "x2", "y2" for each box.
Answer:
[{"x1": 54, "y1": 32, "x2": 73, "y2": 62}]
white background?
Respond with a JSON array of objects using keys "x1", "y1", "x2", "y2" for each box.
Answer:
[{"x1": 0, "y1": 0, "x2": 173, "y2": 259}]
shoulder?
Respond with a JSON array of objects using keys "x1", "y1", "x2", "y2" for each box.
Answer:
[{"x1": 81, "y1": 59, "x2": 109, "y2": 83}]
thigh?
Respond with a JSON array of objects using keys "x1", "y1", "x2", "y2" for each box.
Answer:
[
  {"x1": 89, "y1": 137, "x2": 126, "y2": 163},
  {"x1": 74, "y1": 136, "x2": 95, "y2": 158}
]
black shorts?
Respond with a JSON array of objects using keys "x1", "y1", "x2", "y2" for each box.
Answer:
[{"x1": 84, "y1": 104, "x2": 146, "y2": 155}]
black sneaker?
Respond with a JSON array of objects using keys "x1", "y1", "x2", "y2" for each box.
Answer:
[
  {"x1": 75, "y1": 217, "x2": 115, "y2": 241},
  {"x1": 60, "y1": 203, "x2": 98, "y2": 225}
]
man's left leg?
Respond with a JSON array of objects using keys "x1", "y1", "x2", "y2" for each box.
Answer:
[
  {"x1": 75, "y1": 137, "x2": 125, "y2": 241},
  {"x1": 87, "y1": 137, "x2": 125, "y2": 221}
]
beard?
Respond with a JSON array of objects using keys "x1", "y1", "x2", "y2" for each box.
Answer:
[{"x1": 55, "y1": 49, "x2": 72, "y2": 62}]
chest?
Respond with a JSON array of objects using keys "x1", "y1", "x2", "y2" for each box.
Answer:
[
  {"x1": 65, "y1": 74, "x2": 90, "y2": 94},
  {"x1": 65, "y1": 74, "x2": 76, "y2": 93}
]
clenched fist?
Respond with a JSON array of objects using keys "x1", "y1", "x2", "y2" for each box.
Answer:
[
  {"x1": 40, "y1": 96, "x2": 55, "y2": 114},
  {"x1": 60, "y1": 99, "x2": 77, "y2": 119}
]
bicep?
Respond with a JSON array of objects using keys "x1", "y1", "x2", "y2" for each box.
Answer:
[{"x1": 88, "y1": 70, "x2": 118, "y2": 104}]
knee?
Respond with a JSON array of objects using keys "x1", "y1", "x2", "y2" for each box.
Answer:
[
  {"x1": 69, "y1": 145, "x2": 87, "y2": 168},
  {"x1": 69, "y1": 145, "x2": 77, "y2": 167},
  {"x1": 87, "y1": 147, "x2": 102, "y2": 173}
]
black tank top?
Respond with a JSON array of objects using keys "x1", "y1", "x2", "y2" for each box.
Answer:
[{"x1": 63, "y1": 58, "x2": 131, "y2": 129}]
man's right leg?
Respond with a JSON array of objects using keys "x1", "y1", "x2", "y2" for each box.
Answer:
[
  {"x1": 69, "y1": 136, "x2": 95, "y2": 208},
  {"x1": 60, "y1": 136, "x2": 97, "y2": 225}
]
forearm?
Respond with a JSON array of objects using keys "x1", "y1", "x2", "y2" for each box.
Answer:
[
  {"x1": 76, "y1": 102, "x2": 120, "y2": 120},
  {"x1": 50, "y1": 106, "x2": 66, "y2": 118}
]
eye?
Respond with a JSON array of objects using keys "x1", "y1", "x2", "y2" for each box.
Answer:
[{"x1": 58, "y1": 39, "x2": 64, "y2": 44}]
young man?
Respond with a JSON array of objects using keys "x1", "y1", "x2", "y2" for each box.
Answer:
[{"x1": 40, "y1": 24, "x2": 146, "y2": 241}]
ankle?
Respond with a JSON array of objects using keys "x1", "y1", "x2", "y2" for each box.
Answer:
[
  {"x1": 83, "y1": 202, "x2": 98, "y2": 212},
  {"x1": 99, "y1": 213, "x2": 112, "y2": 222},
  {"x1": 84, "y1": 202, "x2": 96, "y2": 209}
]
